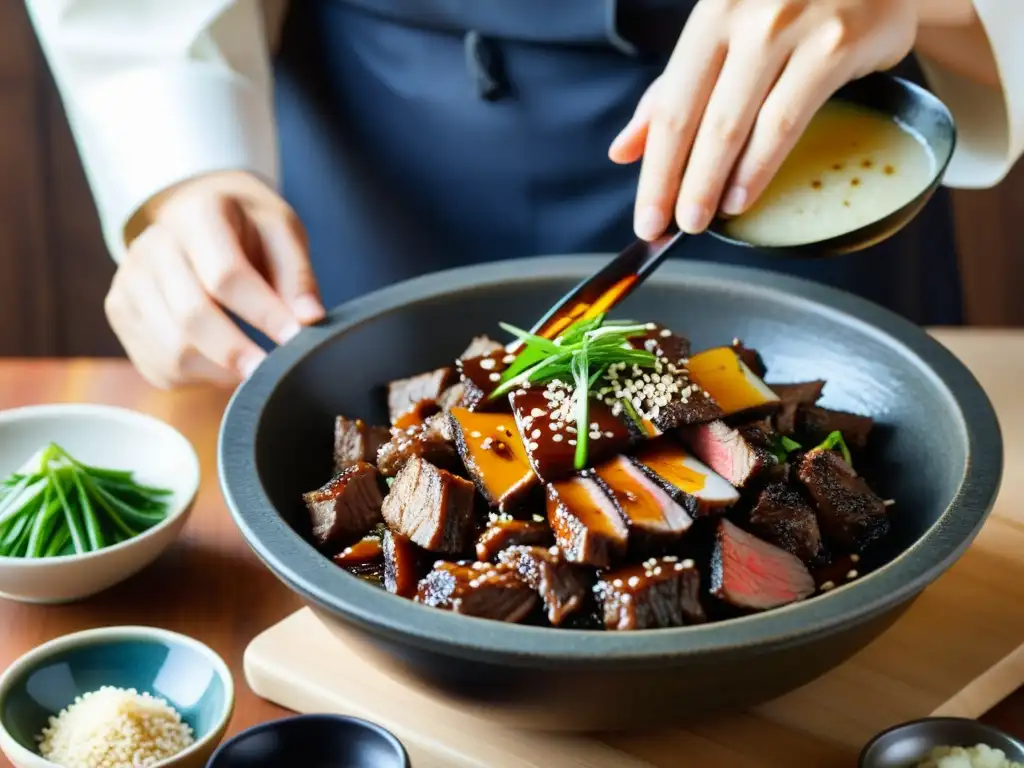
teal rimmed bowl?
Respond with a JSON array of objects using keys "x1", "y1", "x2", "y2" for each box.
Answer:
[{"x1": 0, "y1": 626, "x2": 234, "y2": 768}]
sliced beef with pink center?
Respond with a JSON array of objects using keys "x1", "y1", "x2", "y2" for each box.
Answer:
[
  {"x1": 679, "y1": 420, "x2": 775, "y2": 488},
  {"x1": 303, "y1": 461, "x2": 385, "y2": 552},
  {"x1": 415, "y1": 561, "x2": 537, "y2": 622},
  {"x1": 596, "y1": 556, "x2": 706, "y2": 630},
  {"x1": 381, "y1": 457, "x2": 477, "y2": 553},
  {"x1": 497, "y1": 545, "x2": 589, "y2": 625},
  {"x1": 710, "y1": 518, "x2": 815, "y2": 611}
]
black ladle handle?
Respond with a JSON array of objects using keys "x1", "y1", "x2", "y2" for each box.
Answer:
[{"x1": 526, "y1": 227, "x2": 687, "y2": 340}]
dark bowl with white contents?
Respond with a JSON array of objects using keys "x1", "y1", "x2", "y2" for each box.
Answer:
[{"x1": 219, "y1": 257, "x2": 1002, "y2": 731}]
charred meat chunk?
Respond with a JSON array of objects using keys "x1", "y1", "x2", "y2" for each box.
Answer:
[
  {"x1": 383, "y1": 529, "x2": 427, "y2": 598},
  {"x1": 596, "y1": 556, "x2": 706, "y2": 630},
  {"x1": 509, "y1": 385, "x2": 630, "y2": 483},
  {"x1": 679, "y1": 420, "x2": 775, "y2": 488},
  {"x1": 334, "y1": 416, "x2": 391, "y2": 473},
  {"x1": 748, "y1": 483, "x2": 827, "y2": 566},
  {"x1": 381, "y1": 457, "x2": 477, "y2": 553},
  {"x1": 600, "y1": 361, "x2": 722, "y2": 437},
  {"x1": 797, "y1": 448, "x2": 888, "y2": 552},
  {"x1": 711, "y1": 518, "x2": 815, "y2": 611},
  {"x1": 497, "y1": 545, "x2": 588, "y2": 625},
  {"x1": 686, "y1": 346, "x2": 780, "y2": 419},
  {"x1": 797, "y1": 406, "x2": 874, "y2": 450},
  {"x1": 546, "y1": 476, "x2": 628, "y2": 567},
  {"x1": 476, "y1": 518, "x2": 553, "y2": 561},
  {"x1": 456, "y1": 350, "x2": 512, "y2": 412},
  {"x1": 415, "y1": 561, "x2": 537, "y2": 622},
  {"x1": 437, "y1": 382, "x2": 467, "y2": 411},
  {"x1": 770, "y1": 380, "x2": 826, "y2": 435},
  {"x1": 449, "y1": 407, "x2": 537, "y2": 511},
  {"x1": 376, "y1": 417, "x2": 460, "y2": 478},
  {"x1": 303, "y1": 462, "x2": 385, "y2": 552},
  {"x1": 632, "y1": 440, "x2": 739, "y2": 517},
  {"x1": 592, "y1": 455, "x2": 692, "y2": 549},
  {"x1": 387, "y1": 367, "x2": 455, "y2": 426}
]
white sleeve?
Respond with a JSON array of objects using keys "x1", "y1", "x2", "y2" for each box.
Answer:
[
  {"x1": 25, "y1": 0, "x2": 279, "y2": 261},
  {"x1": 917, "y1": 1, "x2": 1024, "y2": 189}
]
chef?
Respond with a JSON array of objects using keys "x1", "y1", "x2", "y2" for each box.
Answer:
[{"x1": 26, "y1": 0, "x2": 1023, "y2": 389}]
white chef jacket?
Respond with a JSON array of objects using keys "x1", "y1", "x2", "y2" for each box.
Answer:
[{"x1": 24, "y1": 0, "x2": 1024, "y2": 261}]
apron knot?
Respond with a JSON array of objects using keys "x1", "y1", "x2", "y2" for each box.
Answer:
[{"x1": 463, "y1": 30, "x2": 509, "y2": 101}]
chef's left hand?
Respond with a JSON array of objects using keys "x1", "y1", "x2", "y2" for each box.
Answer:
[{"x1": 609, "y1": 0, "x2": 918, "y2": 240}]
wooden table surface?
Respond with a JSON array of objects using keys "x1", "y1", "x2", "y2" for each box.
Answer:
[{"x1": 0, "y1": 330, "x2": 1022, "y2": 749}]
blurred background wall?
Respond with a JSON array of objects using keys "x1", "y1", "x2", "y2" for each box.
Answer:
[{"x1": 0, "y1": 3, "x2": 1020, "y2": 359}]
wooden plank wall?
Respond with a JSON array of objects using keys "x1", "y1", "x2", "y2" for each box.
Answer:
[{"x1": 0, "y1": 4, "x2": 1020, "y2": 359}]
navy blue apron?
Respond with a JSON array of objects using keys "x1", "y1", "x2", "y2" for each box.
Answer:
[{"x1": 272, "y1": 0, "x2": 963, "y2": 326}]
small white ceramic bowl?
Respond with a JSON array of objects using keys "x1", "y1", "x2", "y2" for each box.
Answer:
[{"x1": 0, "y1": 404, "x2": 200, "y2": 603}]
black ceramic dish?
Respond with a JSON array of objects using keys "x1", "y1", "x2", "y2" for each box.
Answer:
[
  {"x1": 205, "y1": 714, "x2": 409, "y2": 768},
  {"x1": 706, "y1": 72, "x2": 957, "y2": 257},
  {"x1": 860, "y1": 717, "x2": 1024, "y2": 767},
  {"x1": 219, "y1": 257, "x2": 1001, "y2": 731}
]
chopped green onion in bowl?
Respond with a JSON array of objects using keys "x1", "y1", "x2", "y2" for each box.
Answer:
[{"x1": 0, "y1": 443, "x2": 173, "y2": 559}]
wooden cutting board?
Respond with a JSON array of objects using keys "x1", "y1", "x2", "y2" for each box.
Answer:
[{"x1": 244, "y1": 329, "x2": 1024, "y2": 767}]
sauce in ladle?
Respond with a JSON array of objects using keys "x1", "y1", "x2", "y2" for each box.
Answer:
[{"x1": 723, "y1": 101, "x2": 935, "y2": 247}]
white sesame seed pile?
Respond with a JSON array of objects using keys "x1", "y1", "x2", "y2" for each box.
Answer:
[{"x1": 37, "y1": 686, "x2": 194, "y2": 768}]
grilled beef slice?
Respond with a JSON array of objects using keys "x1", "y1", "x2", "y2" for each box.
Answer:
[
  {"x1": 476, "y1": 518, "x2": 553, "y2": 561},
  {"x1": 456, "y1": 349, "x2": 512, "y2": 412},
  {"x1": 769, "y1": 380, "x2": 826, "y2": 435},
  {"x1": 383, "y1": 529, "x2": 427, "y2": 598},
  {"x1": 711, "y1": 518, "x2": 815, "y2": 611},
  {"x1": 797, "y1": 448, "x2": 888, "y2": 552},
  {"x1": 376, "y1": 416, "x2": 460, "y2": 477},
  {"x1": 497, "y1": 545, "x2": 588, "y2": 625},
  {"x1": 334, "y1": 416, "x2": 391, "y2": 473},
  {"x1": 381, "y1": 457, "x2": 477, "y2": 553},
  {"x1": 596, "y1": 556, "x2": 706, "y2": 630},
  {"x1": 797, "y1": 406, "x2": 874, "y2": 450},
  {"x1": 387, "y1": 367, "x2": 455, "y2": 425},
  {"x1": 415, "y1": 561, "x2": 537, "y2": 622},
  {"x1": 749, "y1": 483, "x2": 827, "y2": 566},
  {"x1": 680, "y1": 420, "x2": 775, "y2": 488},
  {"x1": 546, "y1": 476, "x2": 628, "y2": 567},
  {"x1": 509, "y1": 385, "x2": 631, "y2": 483},
  {"x1": 303, "y1": 462, "x2": 385, "y2": 551},
  {"x1": 591, "y1": 455, "x2": 692, "y2": 550},
  {"x1": 449, "y1": 407, "x2": 537, "y2": 511},
  {"x1": 632, "y1": 441, "x2": 740, "y2": 517},
  {"x1": 437, "y1": 382, "x2": 467, "y2": 411}
]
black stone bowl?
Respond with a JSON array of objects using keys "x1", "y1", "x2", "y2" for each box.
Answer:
[{"x1": 219, "y1": 257, "x2": 1002, "y2": 732}]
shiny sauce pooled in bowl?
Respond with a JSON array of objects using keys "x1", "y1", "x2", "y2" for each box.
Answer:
[{"x1": 723, "y1": 101, "x2": 935, "y2": 247}]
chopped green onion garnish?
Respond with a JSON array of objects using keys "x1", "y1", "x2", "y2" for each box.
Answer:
[{"x1": 814, "y1": 430, "x2": 853, "y2": 467}]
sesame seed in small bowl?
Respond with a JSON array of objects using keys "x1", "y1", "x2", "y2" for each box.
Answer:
[{"x1": 0, "y1": 626, "x2": 234, "y2": 768}]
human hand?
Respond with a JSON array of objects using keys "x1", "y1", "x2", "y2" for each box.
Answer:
[
  {"x1": 105, "y1": 171, "x2": 325, "y2": 389},
  {"x1": 609, "y1": 0, "x2": 918, "y2": 239}
]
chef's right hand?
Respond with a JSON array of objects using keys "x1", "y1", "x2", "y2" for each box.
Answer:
[{"x1": 105, "y1": 171, "x2": 325, "y2": 390}]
